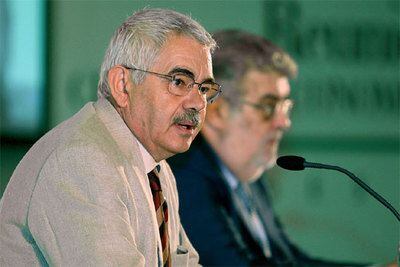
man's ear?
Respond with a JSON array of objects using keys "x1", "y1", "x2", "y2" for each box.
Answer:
[
  {"x1": 108, "y1": 65, "x2": 130, "y2": 108},
  {"x1": 204, "y1": 98, "x2": 231, "y2": 130}
]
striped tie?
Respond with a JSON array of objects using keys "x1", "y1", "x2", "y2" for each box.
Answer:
[
  {"x1": 236, "y1": 183, "x2": 272, "y2": 258},
  {"x1": 148, "y1": 167, "x2": 171, "y2": 267}
]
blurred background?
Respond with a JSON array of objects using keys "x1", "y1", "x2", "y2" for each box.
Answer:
[{"x1": 1, "y1": 0, "x2": 398, "y2": 264}]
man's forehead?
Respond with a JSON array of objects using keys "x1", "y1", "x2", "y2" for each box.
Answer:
[
  {"x1": 242, "y1": 69, "x2": 290, "y2": 99},
  {"x1": 153, "y1": 40, "x2": 213, "y2": 81},
  {"x1": 155, "y1": 35, "x2": 210, "y2": 57}
]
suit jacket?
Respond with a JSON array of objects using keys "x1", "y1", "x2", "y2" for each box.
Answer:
[
  {"x1": 168, "y1": 136, "x2": 367, "y2": 267},
  {"x1": 0, "y1": 98, "x2": 199, "y2": 266}
]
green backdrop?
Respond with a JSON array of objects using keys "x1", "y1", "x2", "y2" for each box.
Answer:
[{"x1": 1, "y1": 0, "x2": 399, "y2": 264}]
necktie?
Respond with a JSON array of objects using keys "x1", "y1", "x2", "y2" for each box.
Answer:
[
  {"x1": 235, "y1": 183, "x2": 272, "y2": 258},
  {"x1": 148, "y1": 167, "x2": 171, "y2": 267}
]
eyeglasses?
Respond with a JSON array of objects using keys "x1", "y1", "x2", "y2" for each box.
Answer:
[
  {"x1": 123, "y1": 65, "x2": 222, "y2": 103},
  {"x1": 242, "y1": 95, "x2": 294, "y2": 120}
]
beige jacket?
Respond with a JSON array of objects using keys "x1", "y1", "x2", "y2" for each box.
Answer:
[{"x1": 0, "y1": 98, "x2": 199, "y2": 266}]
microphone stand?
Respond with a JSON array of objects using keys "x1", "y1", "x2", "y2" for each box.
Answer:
[{"x1": 304, "y1": 161, "x2": 400, "y2": 222}]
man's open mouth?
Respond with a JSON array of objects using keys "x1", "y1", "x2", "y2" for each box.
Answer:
[{"x1": 177, "y1": 122, "x2": 196, "y2": 130}]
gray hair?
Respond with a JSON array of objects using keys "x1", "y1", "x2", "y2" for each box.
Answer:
[
  {"x1": 97, "y1": 8, "x2": 216, "y2": 99},
  {"x1": 212, "y1": 29, "x2": 298, "y2": 107}
]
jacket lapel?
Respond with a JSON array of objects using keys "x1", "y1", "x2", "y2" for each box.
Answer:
[{"x1": 94, "y1": 98, "x2": 158, "y2": 241}]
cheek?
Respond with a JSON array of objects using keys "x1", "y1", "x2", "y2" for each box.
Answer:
[
  {"x1": 225, "y1": 114, "x2": 267, "y2": 151},
  {"x1": 199, "y1": 110, "x2": 206, "y2": 127},
  {"x1": 247, "y1": 122, "x2": 275, "y2": 155},
  {"x1": 151, "y1": 105, "x2": 172, "y2": 132},
  {"x1": 146, "y1": 91, "x2": 175, "y2": 130},
  {"x1": 245, "y1": 116, "x2": 270, "y2": 139}
]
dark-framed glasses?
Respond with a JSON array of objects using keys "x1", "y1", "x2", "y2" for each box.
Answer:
[
  {"x1": 242, "y1": 94, "x2": 294, "y2": 120},
  {"x1": 123, "y1": 65, "x2": 222, "y2": 103}
]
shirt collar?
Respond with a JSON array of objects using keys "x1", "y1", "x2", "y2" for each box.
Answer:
[
  {"x1": 219, "y1": 161, "x2": 240, "y2": 191},
  {"x1": 137, "y1": 140, "x2": 158, "y2": 174}
]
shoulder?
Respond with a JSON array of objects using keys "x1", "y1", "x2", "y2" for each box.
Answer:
[
  {"x1": 33, "y1": 105, "x2": 134, "y2": 204},
  {"x1": 38, "y1": 139, "x2": 128, "y2": 198}
]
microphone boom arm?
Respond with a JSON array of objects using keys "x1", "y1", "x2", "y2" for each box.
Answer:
[{"x1": 305, "y1": 161, "x2": 400, "y2": 222}]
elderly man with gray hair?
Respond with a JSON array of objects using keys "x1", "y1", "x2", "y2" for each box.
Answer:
[
  {"x1": 0, "y1": 8, "x2": 221, "y2": 266},
  {"x1": 169, "y1": 29, "x2": 370, "y2": 266}
]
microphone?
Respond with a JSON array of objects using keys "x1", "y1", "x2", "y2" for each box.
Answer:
[
  {"x1": 276, "y1": 155, "x2": 400, "y2": 222},
  {"x1": 276, "y1": 155, "x2": 306, "y2": 170}
]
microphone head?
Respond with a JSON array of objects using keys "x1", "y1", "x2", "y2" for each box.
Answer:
[{"x1": 276, "y1": 155, "x2": 306, "y2": 171}]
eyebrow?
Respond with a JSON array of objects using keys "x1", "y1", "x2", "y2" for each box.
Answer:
[
  {"x1": 168, "y1": 67, "x2": 194, "y2": 78},
  {"x1": 259, "y1": 94, "x2": 289, "y2": 101},
  {"x1": 168, "y1": 67, "x2": 216, "y2": 83}
]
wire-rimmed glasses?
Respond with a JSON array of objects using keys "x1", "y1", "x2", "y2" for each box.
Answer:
[
  {"x1": 123, "y1": 65, "x2": 222, "y2": 103},
  {"x1": 242, "y1": 94, "x2": 294, "y2": 120}
]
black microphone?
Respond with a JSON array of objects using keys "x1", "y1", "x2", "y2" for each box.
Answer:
[
  {"x1": 276, "y1": 155, "x2": 400, "y2": 222},
  {"x1": 277, "y1": 155, "x2": 306, "y2": 170}
]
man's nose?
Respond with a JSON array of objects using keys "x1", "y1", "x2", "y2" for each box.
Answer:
[
  {"x1": 182, "y1": 85, "x2": 207, "y2": 111},
  {"x1": 272, "y1": 108, "x2": 291, "y2": 130}
]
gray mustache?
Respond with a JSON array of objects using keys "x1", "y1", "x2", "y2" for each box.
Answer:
[{"x1": 173, "y1": 109, "x2": 201, "y2": 128}]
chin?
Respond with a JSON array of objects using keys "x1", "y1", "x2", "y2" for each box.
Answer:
[
  {"x1": 169, "y1": 139, "x2": 193, "y2": 155},
  {"x1": 248, "y1": 173, "x2": 262, "y2": 183},
  {"x1": 264, "y1": 148, "x2": 278, "y2": 168},
  {"x1": 265, "y1": 160, "x2": 276, "y2": 170}
]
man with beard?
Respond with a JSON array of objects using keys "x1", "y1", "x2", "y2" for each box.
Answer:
[
  {"x1": 168, "y1": 29, "x2": 368, "y2": 266},
  {"x1": 0, "y1": 8, "x2": 221, "y2": 266}
]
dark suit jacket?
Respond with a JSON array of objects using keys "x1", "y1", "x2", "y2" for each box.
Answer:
[{"x1": 168, "y1": 136, "x2": 367, "y2": 267}]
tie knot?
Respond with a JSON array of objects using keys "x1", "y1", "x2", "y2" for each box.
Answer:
[
  {"x1": 155, "y1": 164, "x2": 161, "y2": 173},
  {"x1": 235, "y1": 183, "x2": 255, "y2": 213}
]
